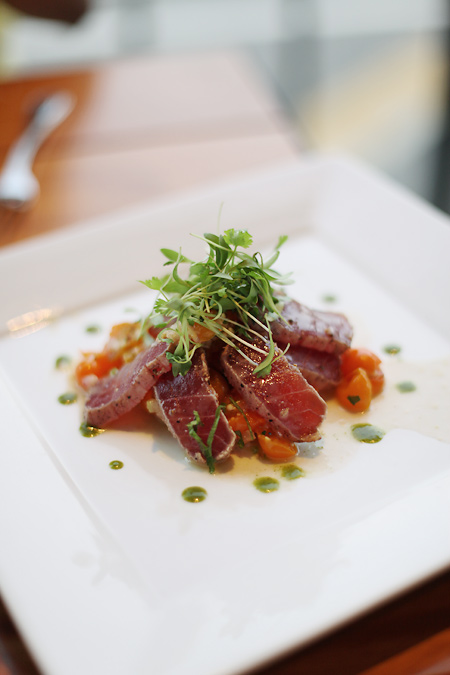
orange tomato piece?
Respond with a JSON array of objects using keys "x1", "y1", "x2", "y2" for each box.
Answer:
[
  {"x1": 209, "y1": 369, "x2": 230, "y2": 403},
  {"x1": 190, "y1": 322, "x2": 216, "y2": 343},
  {"x1": 106, "y1": 322, "x2": 144, "y2": 362},
  {"x1": 228, "y1": 409, "x2": 266, "y2": 435},
  {"x1": 369, "y1": 366, "x2": 385, "y2": 396},
  {"x1": 336, "y1": 367, "x2": 372, "y2": 413},
  {"x1": 340, "y1": 347, "x2": 384, "y2": 397},
  {"x1": 75, "y1": 352, "x2": 123, "y2": 388},
  {"x1": 257, "y1": 433, "x2": 298, "y2": 461},
  {"x1": 341, "y1": 348, "x2": 381, "y2": 376},
  {"x1": 108, "y1": 322, "x2": 139, "y2": 341},
  {"x1": 226, "y1": 397, "x2": 267, "y2": 445},
  {"x1": 225, "y1": 395, "x2": 297, "y2": 460}
]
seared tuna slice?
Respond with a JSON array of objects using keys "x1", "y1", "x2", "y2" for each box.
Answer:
[
  {"x1": 270, "y1": 299, "x2": 353, "y2": 355},
  {"x1": 84, "y1": 340, "x2": 172, "y2": 427},
  {"x1": 221, "y1": 338, "x2": 326, "y2": 441},
  {"x1": 154, "y1": 350, "x2": 235, "y2": 465},
  {"x1": 286, "y1": 345, "x2": 341, "y2": 395}
]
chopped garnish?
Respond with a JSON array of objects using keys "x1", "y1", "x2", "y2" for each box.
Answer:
[
  {"x1": 228, "y1": 396, "x2": 256, "y2": 441},
  {"x1": 187, "y1": 406, "x2": 225, "y2": 473}
]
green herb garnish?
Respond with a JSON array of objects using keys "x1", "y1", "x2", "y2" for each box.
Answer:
[
  {"x1": 140, "y1": 229, "x2": 291, "y2": 377},
  {"x1": 228, "y1": 396, "x2": 256, "y2": 442},
  {"x1": 187, "y1": 406, "x2": 225, "y2": 473}
]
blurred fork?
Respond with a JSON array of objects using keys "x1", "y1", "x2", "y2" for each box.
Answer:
[{"x1": 0, "y1": 91, "x2": 75, "y2": 212}]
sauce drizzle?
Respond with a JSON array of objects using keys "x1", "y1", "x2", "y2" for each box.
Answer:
[
  {"x1": 351, "y1": 423, "x2": 385, "y2": 443},
  {"x1": 383, "y1": 344, "x2": 401, "y2": 355},
  {"x1": 253, "y1": 477, "x2": 280, "y2": 492},
  {"x1": 396, "y1": 381, "x2": 416, "y2": 393},
  {"x1": 182, "y1": 486, "x2": 207, "y2": 503},
  {"x1": 79, "y1": 422, "x2": 105, "y2": 438},
  {"x1": 58, "y1": 392, "x2": 77, "y2": 405},
  {"x1": 280, "y1": 464, "x2": 305, "y2": 480},
  {"x1": 55, "y1": 355, "x2": 72, "y2": 370}
]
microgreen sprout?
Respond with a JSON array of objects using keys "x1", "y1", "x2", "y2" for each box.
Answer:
[
  {"x1": 228, "y1": 397, "x2": 256, "y2": 441},
  {"x1": 140, "y1": 229, "x2": 291, "y2": 376},
  {"x1": 187, "y1": 406, "x2": 225, "y2": 473}
]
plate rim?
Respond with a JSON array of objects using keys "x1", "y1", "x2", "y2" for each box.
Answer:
[{"x1": 1, "y1": 154, "x2": 450, "y2": 675}]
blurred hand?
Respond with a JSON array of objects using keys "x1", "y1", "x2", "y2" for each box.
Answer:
[{"x1": 3, "y1": 0, "x2": 89, "y2": 23}]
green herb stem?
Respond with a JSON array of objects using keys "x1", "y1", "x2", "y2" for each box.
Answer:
[{"x1": 141, "y1": 228, "x2": 291, "y2": 377}]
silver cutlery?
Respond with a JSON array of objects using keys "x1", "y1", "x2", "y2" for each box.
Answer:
[{"x1": 0, "y1": 91, "x2": 75, "y2": 212}]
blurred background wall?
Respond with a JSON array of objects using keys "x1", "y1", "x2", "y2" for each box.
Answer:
[{"x1": 1, "y1": 0, "x2": 450, "y2": 211}]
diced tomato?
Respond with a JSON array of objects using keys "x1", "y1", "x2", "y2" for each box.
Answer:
[
  {"x1": 369, "y1": 366, "x2": 385, "y2": 396},
  {"x1": 340, "y1": 347, "x2": 384, "y2": 397},
  {"x1": 341, "y1": 348, "x2": 381, "y2": 376},
  {"x1": 226, "y1": 396, "x2": 298, "y2": 460},
  {"x1": 190, "y1": 322, "x2": 216, "y2": 343},
  {"x1": 257, "y1": 433, "x2": 298, "y2": 461},
  {"x1": 75, "y1": 352, "x2": 123, "y2": 388},
  {"x1": 108, "y1": 322, "x2": 138, "y2": 340},
  {"x1": 76, "y1": 322, "x2": 147, "y2": 389},
  {"x1": 106, "y1": 322, "x2": 144, "y2": 363},
  {"x1": 226, "y1": 396, "x2": 268, "y2": 445},
  {"x1": 228, "y1": 409, "x2": 266, "y2": 435},
  {"x1": 209, "y1": 368, "x2": 230, "y2": 403},
  {"x1": 336, "y1": 367, "x2": 373, "y2": 413}
]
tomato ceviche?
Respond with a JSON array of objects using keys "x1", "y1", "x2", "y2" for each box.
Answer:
[{"x1": 75, "y1": 230, "x2": 384, "y2": 472}]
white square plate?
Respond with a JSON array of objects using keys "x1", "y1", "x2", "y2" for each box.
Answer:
[{"x1": 1, "y1": 155, "x2": 450, "y2": 675}]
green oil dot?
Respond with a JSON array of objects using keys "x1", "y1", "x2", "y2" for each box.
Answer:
[
  {"x1": 351, "y1": 423, "x2": 385, "y2": 443},
  {"x1": 109, "y1": 460, "x2": 124, "y2": 470},
  {"x1": 85, "y1": 324, "x2": 101, "y2": 334},
  {"x1": 396, "y1": 381, "x2": 416, "y2": 393},
  {"x1": 55, "y1": 355, "x2": 72, "y2": 369},
  {"x1": 280, "y1": 464, "x2": 305, "y2": 480},
  {"x1": 79, "y1": 421, "x2": 105, "y2": 438},
  {"x1": 384, "y1": 344, "x2": 401, "y2": 355},
  {"x1": 253, "y1": 477, "x2": 280, "y2": 493},
  {"x1": 322, "y1": 294, "x2": 337, "y2": 303},
  {"x1": 182, "y1": 486, "x2": 207, "y2": 503},
  {"x1": 58, "y1": 392, "x2": 77, "y2": 405}
]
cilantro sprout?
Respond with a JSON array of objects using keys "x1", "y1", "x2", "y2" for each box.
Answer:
[{"x1": 140, "y1": 229, "x2": 291, "y2": 377}]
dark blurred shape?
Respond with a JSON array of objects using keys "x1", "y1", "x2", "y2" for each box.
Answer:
[
  {"x1": 2, "y1": 0, "x2": 88, "y2": 24},
  {"x1": 432, "y1": 1, "x2": 450, "y2": 214}
]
